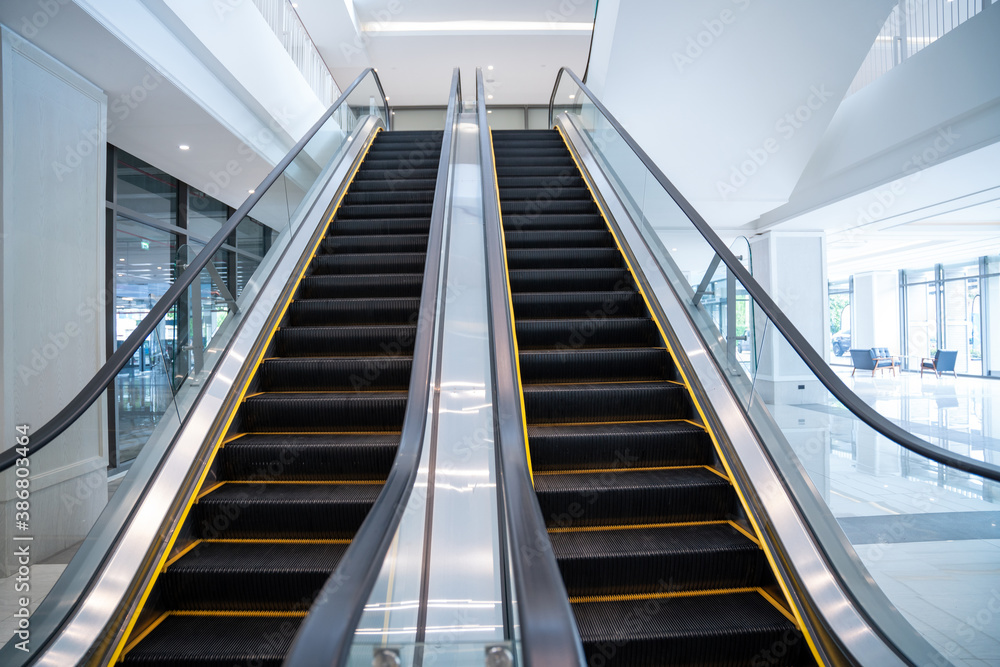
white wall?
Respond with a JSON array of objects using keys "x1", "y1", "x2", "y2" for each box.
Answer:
[
  {"x1": 853, "y1": 271, "x2": 901, "y2": 353},
  {"x1": 0, "y1": 28, "x2": 108, "y2": 575},
  {"x1": 584, "y1": 0, "x2": 894, "y2": 228}
]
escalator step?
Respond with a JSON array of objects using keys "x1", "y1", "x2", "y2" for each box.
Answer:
[
  {"x1": 497, "y1": 176, "x2": 586, "y2": 189},
  {"x1": 572, "y1": 593, "x2": 803, "y2": 666},
  {"x1": 259, "y1": 357, "x2": 412, "y2": 392},
  {"x1": 121, "y1": 615, "x2": 300, "y2": 666},
  {"x1": 504, "y1": 230, "x2": 613, "y2": 249},
  {"x1": 534, "y1": 467, "x2": 735, "y2": 527},
  {"x1": 335, "y1": 203, "x2": 434, "y2": 219},
  {"x1": 298, "y1": 273, "x2": 424, "y2": 299},
  {"x1": 495, "y1": 165, "x2": 584, "y2": 179},
  {"x1": 551, "y1": 524, "x2": 767, "y2": 597},
  {"x1": 349, "y1": 179, "x2": 436, "y2": 192},
  {"x1": 275, "y1": 325, "x2": 416, "y2": 356},
  {"x1": 353, "y1": 168, "x2": 439, "y2": 181},
  {"x1": 503, "y1": 214, "x2": 606, "y2": 232},
  {"x1": 343, "y1": 190, "x2": 435, "y2": 205},
  {"x1": 323, "y1": 233, "x2": 428, "y2": 253},
  {"x1": 309, "y1": 253, "x2": 426, "y2": 275},
  {"x1": 241, "y1": 392, "x2": 408, "y2": 432},
  {"x1": 513, "y1": 292, "x2": 646, "y2": 319},
  {"x1": 286, "y1": 298, "x2": 420, "y2": 326},
  {"x1": 506, "y1": 248, "x2": 622, "y2": 269},
  {"x1": 329, "y1": 218, "x2": 431, "y2": 235},
  {"x1": 523, "y1": 381, "x2": 692, "y2": 424},
  {"x1": 502, "y1": 200, "x2": 597, "y2": 216},
  {"x1": 495, "y1": 156, "x2": 575, "y2": 168},
  {"x1": 528, "y1": 422, "x2": 712, "y2": 471},
  {"x1": 160, "y1": 541, "x2": 348, "y2": 611},
  {"x1": 515, "y1": 318, "x2": 660, "y2": 350},
  {"x1": 197, "y1": 483, "x2": 382, "y2": 539},
  {"x1": 519, "y1": 348, "x2": 671, "y2": 384},
  {"x1": 221, "y1": 433, "x2": 398, "y2": 481},
  {"x1": 509, "y1": 268, "x2": 633, "y2": 293},
  {"x1": 500, "y1": 187, "x2": 591, "y2": 201}
]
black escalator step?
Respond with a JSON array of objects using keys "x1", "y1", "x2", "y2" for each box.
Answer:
[
  {"x1": 528, "y1": 422, "x2": 712, "y2": 472},
  {"x1": 241, "y1": 392, "x2": 407, "y2": 432},
  {"x1": 287, "y1": 298, "x2": 419, "y2": 326},
  {"x1": 335, "y1": 203, "x2": 433, "y2": 219},
  {"x1": 495, "y1": 156, "x2": 574, "y2": 168},
  {"x1": 509, "y1": 268, "x2": 632, "y2": 293},
  {"x1": 275, "y1": 325, "x2": 416, "y2": 356},
  {"x1": 376, "y1": 131, "x2": 443, "y2": 141},
  {"x1": 504, "y1": 230, "x2": 612, "y2": 249},
  {"x1": 222, "y1": 433, "x2": 398, "y2": 481},
  {"x1": 502, "y1": 200, "x2": 596, "y2": 216},
  {"x1": 523, "y1": 381, "x2": 691, "y2": 424},
  {"x1": 330, "y1": 218, "x2": 430, "y2": 235},
  {"x1": 309, "y1": 253, "x2": 425, "y2": 275},
  {"x1": 259, "y1": 357, "x2": 412, "y2": 392},
  {"x1": 197, "y1": 483, "x2": 382, "y2": 539},
  {"x1": 534, "y1": 467, "x2": 735, "y2": 527},
  {"x1": 519, "y1": 348, "x2": 671, "y2": 384},
  {"x1": 359, "y1": 160, "x2": 440, "y2": 173},
  {"x1": 343, "y1": 190, "x2": 435, "y2": 205},
  {"x1": 513, "y1": 292, "x2": 645, "y2": 319},
  {"x1": 349, "y1": 179, "x2": 436, "y2": 192},
  {"x1": 160, "y1": 542, "x2": 348, "y2": 611},
  {"x1": 298, "y1": 273, "x2": 423, "y2": 299},
  {"x1": 500, "y1": 188, "x2": 590, "y2": 201},
  {"x1": 503, "y1": 215, "x2": 606, "y2": 232},
  {"x1": 552, "y1": 524, "x2": 767, "y2": 597},
  {"x1": 493, "y1": 148, "x2": 571, "y2": 158},
  {"x1": 497, "y1": 176, "x2": 586, "y2": 189},
  {"x1": 573, "y1": 593, "x2": 803, "y2": 666},
  {"x1": 516, "y1": 318, "x2": 660, "y2": 350},
  {"x1": 121, "y1": 615, "x2": 299, "y2": 666},
  {"x1": 353, "y1": 168, "x2": 439, "y2": 181},
  {"x1": 507, "y1": 248, "x2": 621, "y2": 269},
  {"x1": 495, "y1": 165, "x2": 583, "y2": 179},
  {"x1": 323, "y1": 234, "x2": 428, "y2": 253}
]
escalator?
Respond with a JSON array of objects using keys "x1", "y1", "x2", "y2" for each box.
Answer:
[
  {"x1": 491, "y1": 129, "x2": 810, "y2": 666},
  {"x1": 116, "y1": 130, "x2": 443, "y2": 666}
]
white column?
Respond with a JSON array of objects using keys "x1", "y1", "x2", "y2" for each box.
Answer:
[
  {"x1": 852, "y1": 271, "x2": 901, "y2": 354},
  {"x1": 0, "y1": 28, "x2": 108, "y2": 576},
  {"x1": 748, "y1": 231, "x2": 828, "y2": 404}
]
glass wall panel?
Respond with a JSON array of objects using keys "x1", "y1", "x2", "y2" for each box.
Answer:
[
  {"x1": 115, "y1": 149, "x2": 178, "y2": 225},
  {"x1": 829, "y1": 278, "x2": 852, "y2": 365}
]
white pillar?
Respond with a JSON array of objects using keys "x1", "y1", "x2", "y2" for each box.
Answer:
[
  {"x1": 0, "y1": 28, "x2": 108, "y2": 576},
  {"x1": 748, "y1": 231, "x2": 828, "y2": 404},
  {"x1": 853, "y1": 271, "x2": 901, "y2": 354}
]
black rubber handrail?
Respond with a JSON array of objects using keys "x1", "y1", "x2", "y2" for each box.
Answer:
[
  {"x1": 548, "y1": 67, "x2": 1000, "y2": 483},
  {"x1": 0, "y1": 68, "x2": 390, "y2": 473},
  {"x1": 282, "y1": 68, "x2": 462, "y2": 667},
  {"x1": 480, "y1": 68, "x2": 588, "y2": 667}
]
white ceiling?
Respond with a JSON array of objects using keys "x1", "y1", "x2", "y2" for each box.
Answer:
[{"x1": 296, "y1": 0, "x2": 597, "y2": 106}]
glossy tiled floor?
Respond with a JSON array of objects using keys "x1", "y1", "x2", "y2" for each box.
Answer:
[{"x1": 780, "y1": 366, "x2": 1000, "y2": 666}]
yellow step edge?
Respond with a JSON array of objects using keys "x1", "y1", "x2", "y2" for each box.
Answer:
[
  {"x1": 196, "y1": 481, "x2": 226, "y2": 501},
  {"x1": 524, "y1": 379, "x2": 671, "y2": 387},
  {"x1": 569, "y1": 586, "x2": 758, "y2": 605},
  {"x1": 229, "y1": 430, "x2": 402, "y2": 436},
  {"x1": 530, "y1": 418, "x2": 701, "y2": 428},
  {"x1": 210, "y1": 480, "x2": 386, "y2": 486},
  {"x1": 170, "y1": 610, "x2": 309, "y2": 618},
  {"x1": 534, "y1": 464, "x2": 713, "y2": 477},
  {"x1": 201, "y1": 538, "x2": 352, "y2": 545},
  {"x1": 107, "y1": 126, "x2": 383, "y2": 666},
  {"x1": 758, "y1": 587, "x2": 800, "y2": 625},
  {"x1": 221, "y1": 433, "x2": 247, "y2": 446},
  {"x1": 548, "y1": 519, "x2": 729, "y2": 534},
  {"x1": 554, "y1": 125, "x2": 821, "y2": 665},
  {"x1": 163, "y1": 540, "x2": 202, "y2": 570},
  {"x1": 120, "y1": 612, "x2": 169, "y2": 658}
]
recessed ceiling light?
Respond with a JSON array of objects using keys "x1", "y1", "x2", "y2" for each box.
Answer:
[
  {"x1": 487, "y1": 65, "x2": 494, "y2": 70},
  {"x1": 248, "y1": 189, "x2": 255, "y2": 194},
  {"x1": 385, "y1": 96, "x2": 389, "y2": 100},
  {"x1": 487, "y1": 110, "x2": 492, "y2": 114},
  {"x1": 117, "y1": 273, "x2": 124, "y2": 277},
  {"x1": 672, "y1": 248, "x2": 678, "y2": 252},
  {"x1": 291, "y1": 2, "x2": 298, "y2": 6},
  {"x1": 487, "y1": 94, "x2": 493, "y2": 99},
  {"x1": 179, "y1": 144, "x2": 190, "y2": 150},
  {"x1": 157, "y1": 266, "x2": 162, "y2": 270},
  {"x1": 568, "y1": 95, "x2": 575, "y2": 99},
  {"x1": 119, "y1": 257, "x2": 125, "y2": 261}
]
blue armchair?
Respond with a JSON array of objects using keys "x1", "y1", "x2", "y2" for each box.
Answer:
[
  {"x1": 850, "y1": 348, "x2": 898, "y2": 376},
  {"x1": 921, "y1": 350, "x2": 958, "y2": 378}
]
